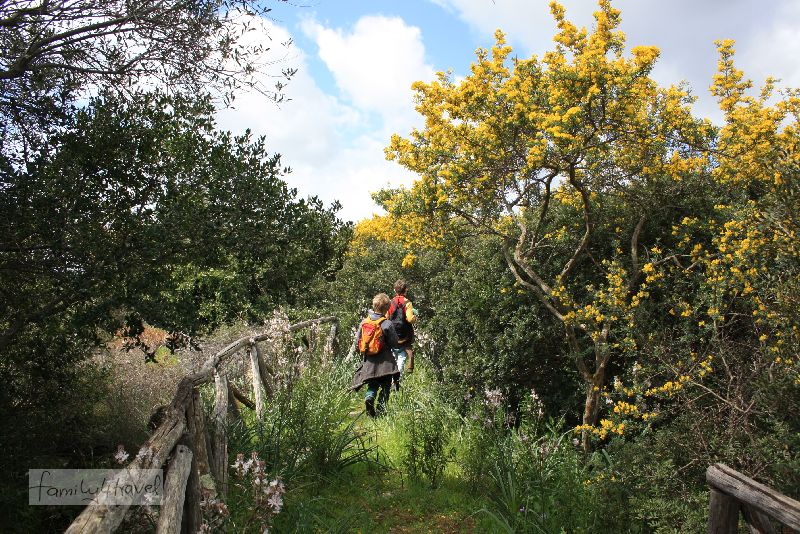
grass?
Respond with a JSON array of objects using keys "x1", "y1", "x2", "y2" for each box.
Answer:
[
  {"x1": 226, "y1": 361, "x2": 605, "y2": 533},
  {"x1": 262, "y1": 367, "x2": 500, "y2": 533}
]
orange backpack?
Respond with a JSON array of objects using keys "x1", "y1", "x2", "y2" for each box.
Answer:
[{"x1": 358, "y1": 317, "x2": 386, "y2": 356}]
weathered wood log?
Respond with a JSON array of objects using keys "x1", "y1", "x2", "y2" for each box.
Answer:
[
  {"x1": 253, "y1": 341, "x2": 275, "y2": 400},
  {"x1": 66, "y1": 411, "x2": 186, "y2": 534},
  {"x1": 182, "y1": 453, "x2": 201, "y2": 534},
  {"x1": 709, "y1": 488, "x2": 740, "y2": 534},
  {"x1": 156, "y1": 445, "x2": 193, "y2": 534},
  {"x1": 248, "y1": 342, "x2": 265, "y2": 419},
  {"x1": 148, "y1": 405, "x2": 169, "y2": 431},
  {"x1": 66, "y1": 316, "x2": 336, "y2": 533},
  {"x1": 213, "y1": 371, "x2": 229, "y2": 497},
  {"x1": 183, "y1": 390, "x2": 205, "y2": 534},
  {"x1": 707, "y1": 464, "x2": 800, "y2": 530},
  {"x1": 323, "y1": 322, "x2": 337, "y2": 362},
  {"x1": 187, "y1": 390, "x2": 211, "y2": 478},
  {"x1": 743, "y1": 505, "x2": 778, "y2": 534},
  {"x1": 288, "y1": 315, "x2": 337, "y2": 332},
  {"x1": 229, "y1": 381, "x2": 256, "y2": 411}
]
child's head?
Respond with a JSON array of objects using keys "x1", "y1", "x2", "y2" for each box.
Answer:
[
  {"x1": 372, "y1": 293, "x2": 391, "y2": 314},
  {"x1": 393, "y1": 279, "x2": 408, "y2": 296}
]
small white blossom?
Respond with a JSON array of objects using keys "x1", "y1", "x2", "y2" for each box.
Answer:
[
  {"x1": 267, "y1": 493, "x2": 283, "y2": 513},
  {"x1": 484, "y1": 388, "x2": 504, "y2": 410},
  {"x1": 135, "y1": 446, "x2": 153, "y2": 462},
  {"x1": 114, "y1": 445, "x2": 129, "y2": 464}
]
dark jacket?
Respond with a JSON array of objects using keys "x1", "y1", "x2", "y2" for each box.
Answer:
[{"x1": 350, "y1": 310, "x2": 400, "y2": 391}]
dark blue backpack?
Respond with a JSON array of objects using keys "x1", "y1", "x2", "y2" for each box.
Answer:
[{"x1": 388, "y1": 295, "x2": 412, "y2": 340}]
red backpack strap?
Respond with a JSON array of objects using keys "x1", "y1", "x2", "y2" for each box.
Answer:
[{"x1": 390, "y1": 295, "x2": 406, "y2": 315}]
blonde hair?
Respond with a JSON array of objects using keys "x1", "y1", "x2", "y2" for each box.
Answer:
[{"x1": 372, "y1": 293, "x2": 391, "y2": 314}]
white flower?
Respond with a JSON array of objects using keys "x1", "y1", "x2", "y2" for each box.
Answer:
[
  {"x1": 114, "y1": 445, "x2": 129, "y2": 464},
  {"x1": 135, "y1": 446, "x2": 153, "y2": 462},
  {"x1": 484, "y1": 388, "x2": 504, "y2": 410},
  {"x1": 232, "y1": 453, "x2": 245, "y2": 471},
  {"x1": 267, "y1": 492, "x2": 283, "y2": 513}
]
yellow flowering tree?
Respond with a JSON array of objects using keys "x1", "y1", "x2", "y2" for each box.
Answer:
[
  {"x1": 585, "y1": 41, "x2": 800, "y2": 453},
  {"x1": 385, "y1": 0, "x2": 712, "y2": 446},
  {"x1": 349, "y1": 189, "x2": 465, "y2": 268},
  {"x1": 706, "y1": 40, "x2": 799, "y2": 380}
]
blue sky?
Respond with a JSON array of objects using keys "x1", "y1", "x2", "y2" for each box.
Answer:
[{"x1": 216, "y1": 0, "x2": 800, "y2": 223}]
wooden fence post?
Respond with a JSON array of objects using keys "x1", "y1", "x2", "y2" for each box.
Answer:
[
  {"x1": 248, "y1": 341, "x2": 265, "y2": 420},
  {"x1": 254, "y1": 341, "x2": 274, "y2": 400},
  {"x1": 707, "y1": 464, "x2": 800, "y2": 534},
  {"x1": 213, "y1": 370, "x2": 229, "y2": 497},
  {"x1": 709, "y1": 488, "x2": 740, "y2": 534},
  {"x1": 183, "y1": 390, "x2": 207, "y2": 533},
  {"x1": 742, "y1": 505, "x2": 777, "y2": 534},
  {"x1": 188, "y1": 389, "x2": 212, "y2": 479},
  {"x1": 156, "y1": 444, "x2": 193, "y2": 534},
  {"x1": 323, "y1": 322, "x2": 337, "y2": 363}
]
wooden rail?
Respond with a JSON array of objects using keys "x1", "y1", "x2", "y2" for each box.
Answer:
[
  {"x1": 707, "y1": 463, "x2": 800, "y2": 534},
  {"x1": 66, "y1": 316, "x2": 338, "y2": 534}
]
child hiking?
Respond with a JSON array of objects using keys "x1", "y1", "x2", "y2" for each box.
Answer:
[
  {"x1": 351, "y1": 293, "x2": 400, "y2": 417},
  {"x1": 388, "y1": 279, "x2": 417, "y2": 389}
]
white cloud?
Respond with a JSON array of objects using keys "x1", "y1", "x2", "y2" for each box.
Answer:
[
  {"x1": 216, "y1": 15, "x2": 429, "y2": 223},
  {"x1": 741, "y1": 1, "x2": 800, "y2": 90},
  {"x1": 427, "y1": 0, "x2": 578, "y2": 53},
  {"x1": 301, "y1": 15, "x2": 436, "y2": 135},
  {"x1": 427, "y1": 0, "x2": 800, "y2": 122}
]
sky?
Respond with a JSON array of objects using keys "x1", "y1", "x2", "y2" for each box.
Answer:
[{"x1": 215, "y1": 0, "x2": 800, "y2": 224}]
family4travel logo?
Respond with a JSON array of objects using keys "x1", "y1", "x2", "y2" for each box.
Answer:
[{"x1": 29, "y1": 469, "x2": 163, "y2": 506}]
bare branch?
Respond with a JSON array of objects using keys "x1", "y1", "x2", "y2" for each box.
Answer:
[{"x1": 559, "y1": 164, "x2": 593, "y2": 281}]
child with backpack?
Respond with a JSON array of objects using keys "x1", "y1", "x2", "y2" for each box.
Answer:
[
  {"x1": 387, "y1": 278, "x2": 417, "y2": 389},
  {"x1": 388, "y1": 279, "x2": 417, "y2": 389},
  {"x1": 351, "y1": 293, "x2": 400, "y2": 417}
]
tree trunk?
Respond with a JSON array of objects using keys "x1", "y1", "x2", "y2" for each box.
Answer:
[{"x1": 580, "y1": 373, "x2": 604, "y2": 451}]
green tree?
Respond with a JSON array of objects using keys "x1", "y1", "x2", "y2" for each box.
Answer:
[
  {"x1": 1, "y1": 0, "x2": 294, "y2": 154},
  {"x1": 0, "y1": 91, "x2": 348, "y2": 529}
]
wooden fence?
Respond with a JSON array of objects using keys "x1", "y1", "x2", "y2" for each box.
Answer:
[
  {"x1": 65, "y1": 316, "x2": 338, "y2": 534},
  {"x1": 708, "y1": 463, "x2": 800, "y2": 534}
]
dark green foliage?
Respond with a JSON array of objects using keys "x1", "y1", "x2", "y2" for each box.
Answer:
[
  {"x1": 422, "y1": 236, "x2": 581, "y2": 418},
  {"x1": 458, "y1": 390, "x2": 636, "y2": 533},
  {"x1": 0, "y1": 91, "x2": 348, "y2": 531}
]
